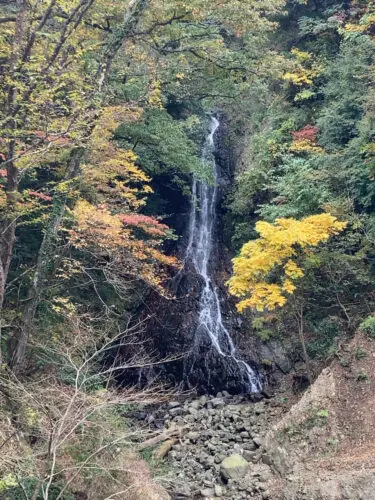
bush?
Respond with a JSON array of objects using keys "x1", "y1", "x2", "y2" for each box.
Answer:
[
  {"x1": 355, "y1": 347, "x2": 367, "y2": 360},
  {"x1": 359, "y1": 316, "x2": 375, "y2": 338},
  {"x1": 307, "y1": 317, "x2": 341, "y2": 359},
  {"x1": 357, "y1": 370, "x2": 369, "y2": 381}
]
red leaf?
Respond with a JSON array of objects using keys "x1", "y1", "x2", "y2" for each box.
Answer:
[
  {"x1": 28, "y1": 191, "x2": 53, "y2": 202},
  {"x1": 292, "y1": 125, "x2": 319, "y2": 142}
]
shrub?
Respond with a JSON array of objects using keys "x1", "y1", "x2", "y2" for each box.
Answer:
[
  {"x1": 355, "y1": 347, "x2": 367, "y2": 360},
  {"x1": 357, "y1": 370, "x2": 369, "y2": 381},
  {"x1": 307, "y1": 317, "x2": 341, "y2": 359},
  {"x1": 359, "y1": 316, "x2": 375, "y2": 338}
]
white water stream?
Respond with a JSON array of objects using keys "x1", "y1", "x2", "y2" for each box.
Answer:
[{"x1": 185, "y1": 117, "x2": 261, "y2": 393}]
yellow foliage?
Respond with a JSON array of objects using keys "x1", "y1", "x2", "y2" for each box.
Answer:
[
  {"x1": 227, "y1": 214, "x2": 347, "y2": 312},
  {"x1": 71, "y1": 200, "x2": 128, "y2": 261},
  {"x1": 283, "y1": 70, "x2": 312, "y2": 86},
  {"x1": 284, "y1": 260, "x2": 304, "y2": 278},
  {"x1": 83, "y1": 106, "x2": 151, "y2": 210},
  {"x1": 0, "y1": 0, "x2": 103, "y2": 168},
  {"x1": 283, "y1": 279, "x2": 297, "y2": 294},
  {"x1": 236, "y1": 283, "x2": 288, "y2": 312},
  {"x1": 343, "y1": 12, "x2": 375, "y2": 33},
  {"x1": 0, "y1": 474, "x2": 18, "y2": 492},
  {"x1": 291, "y1": 48, "x2": 311, "y2": 62},
  {"x1": 148, "y1": 81, "x2": 164, "y2": 109},
  {"x1": 71, "y1": 103, "x2": 179, "y2": 293},
  {"x1": 25, "y1": 407, "x2": 40, "y2": 427},
  {"x1": 70, "y1": 201, "x2": 179, "y2": 292},
  {"x1": 283, "y1": 48, "x2": 321, "y2": 87},
  {"x1": 289, "y1": 138, "x2": 324, "y2": 154}
]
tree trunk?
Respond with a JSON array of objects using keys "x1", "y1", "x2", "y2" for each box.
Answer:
[
  {"x1": 11, "y1": 148, "x2": 85, "y2": 372},
  {"x1": 9, "y1": 0, "x2": 150, "y2": 371},
  {"x1": 296, "y1": 304, "x2": 311, "y2": 381},
  {"x1": 0, "y1": 0, "x2": 30, "y2": 367},
  {"x1": 97, "y1": 0, "x2": 149, "y2": 91},
  {"x1": 0, "y1": 214, "x2": 17, "y2": 366}
]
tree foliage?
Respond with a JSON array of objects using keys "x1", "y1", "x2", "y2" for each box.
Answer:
[
  {"x1": 226, "y1": 0, "x2": 375, "y2": 365},
  {"x1": 0, "y1": 0, "x2": 290, "y2": 493},
  {"x1": 228, "y1": 214, "x2": 347, "y2": 312}
]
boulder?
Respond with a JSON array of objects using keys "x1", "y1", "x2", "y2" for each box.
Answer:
[
  {"x1": 187, "y1": 431, "x2": 200, "y2": 442},
  {"x1": 200, "y1": 487, "x2": 215, "y2": 498},
  {"x1": 211, "y1": 397, "x2": 225, "y2": 409},
  {"x1": 168, "y1": 401, "x2": 180, "y2": 409},
  {"x1": 199, "y1": 395, "x2": 208, "y2": 407},
  {"x1": 262, "y1": 446, "x2": 288, "y2": 475},
  {"x1": 189, "y1": 400, "x2": 200, "y2": 410},
  {"x1": 169, "y1": 407, "x2": 183, "y2": 417},
  {"x1": 253, "y1": 436, "x2": 264, "y2": 447},
  {"x1": 220, "y1": 453, "x2": 250, "y2": 481},
  {"x1": 214, "y1": 484, "x2": 224, "y2": 496}
]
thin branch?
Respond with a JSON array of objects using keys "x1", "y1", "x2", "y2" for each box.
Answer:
[
  {"x1": 134, "y1": 11, "x2": 189, "y2": 36},
  {"x1": 0, "y1": 17, "x2": 16, "y2": 23}
]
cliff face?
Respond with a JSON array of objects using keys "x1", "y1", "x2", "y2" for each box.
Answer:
[{"x1": 126, "y1": 117, "x2": 292, "y2": 395}]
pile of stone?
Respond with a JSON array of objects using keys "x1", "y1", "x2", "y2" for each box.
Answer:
[{"x1": 156, "y1": 393, "x2": 284, "y2": 499}]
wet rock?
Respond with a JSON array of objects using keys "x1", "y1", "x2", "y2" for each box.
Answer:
[{"x1": 260, "y1": 340, "x2": 292, "y2": 374}]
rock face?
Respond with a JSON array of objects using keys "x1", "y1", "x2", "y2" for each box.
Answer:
[
  {"x1": 129, "y1": 117, "x2": 262, "y2": 395},
  {"x1": 116, "y1": 117, "x2": 295, "y2": 396},
  {"x1": 256, "y1": 331, "x2": 375, "y2": 499}
]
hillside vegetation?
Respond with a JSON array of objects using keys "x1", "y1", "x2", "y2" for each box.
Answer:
[
  {"x1": 0, "y1": 0, "x2": 374, "y2": 498},
  {"x1": 227, "y1": 0, "x2": 375, "y2": 370}
]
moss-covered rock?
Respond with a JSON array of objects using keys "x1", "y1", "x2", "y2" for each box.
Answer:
[{"x1": 220, "y1": 453, "x2": 249, "y2": 480}]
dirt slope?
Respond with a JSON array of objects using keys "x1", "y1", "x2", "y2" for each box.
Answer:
[{"x1": 263, "y1": 331, "x2": 375, "y2": 499}]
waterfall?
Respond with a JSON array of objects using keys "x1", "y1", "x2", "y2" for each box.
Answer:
[{"x1": 184, "y1": 117, "x2": 261, "y2": 393}]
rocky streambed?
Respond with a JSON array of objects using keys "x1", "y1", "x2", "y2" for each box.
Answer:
[
  {"x1": 130, "y1": 335, "x2": 375, "y2": 500},
  {"x1": 135, "y1": 392, "x2": 288, "y2": 499}
]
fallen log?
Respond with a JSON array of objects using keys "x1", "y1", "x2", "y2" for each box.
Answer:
[{"x1": 137, "y1": 425, "x2": 185, "y2": 451}]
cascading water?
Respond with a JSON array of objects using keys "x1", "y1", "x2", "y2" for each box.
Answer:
[{"x1": 184, "y1": 117, "x2": 261, "y2": 393}]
